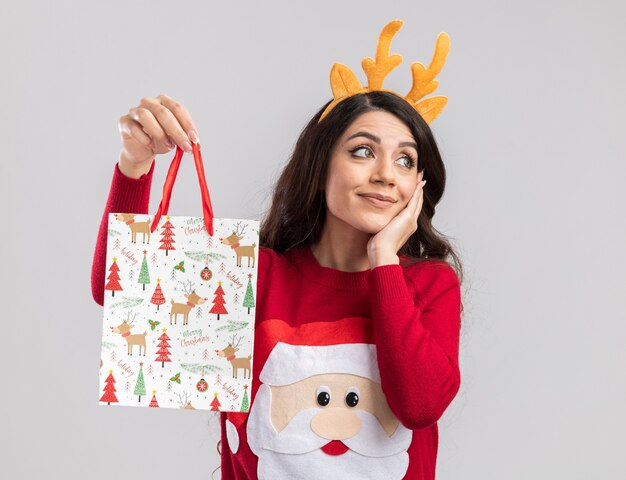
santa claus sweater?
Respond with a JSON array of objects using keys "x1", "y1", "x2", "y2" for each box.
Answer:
[{"x1": 91, "y1": 160, "x2": 462, "y2": 480}]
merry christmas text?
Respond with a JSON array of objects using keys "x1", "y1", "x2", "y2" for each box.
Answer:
[
  {"x1": 180, "y1": 329, "x2": 210, "y2": 347},
  {"x1": 184, "y1": 218, "x2": 206, "y2": 236}
]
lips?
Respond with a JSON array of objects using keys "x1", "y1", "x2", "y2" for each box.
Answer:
[
  {"x1": 357, "y1": 193, "x2": 397, "y2": 209},
  {"x1": 321, "y1": 440, "x2": 350, "y2": 456},
  {"x1": 358, "y1": 193, "x2": 396, "y2": 203}
]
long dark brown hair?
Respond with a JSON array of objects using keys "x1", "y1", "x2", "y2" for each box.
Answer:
[{"x1": 260, "y1": 91, "x2": 463, "y2": 286}]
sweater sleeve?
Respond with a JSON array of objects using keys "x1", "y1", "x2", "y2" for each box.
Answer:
[
  {"x1": 368, "y1": 262, "x2": 461, "y2": 430},
  {"x1": 90, "y1": 160, "x2": 156, "y2": 307}
]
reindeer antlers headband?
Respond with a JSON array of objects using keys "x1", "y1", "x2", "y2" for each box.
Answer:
[{"x1": 318, "y1": 20, "x2": 450, "y2": 124}]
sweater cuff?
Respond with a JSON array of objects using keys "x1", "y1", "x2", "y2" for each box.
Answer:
[
  {"x1": 107, "y1": 159, "x2": 155, "y2": 214},
  {"x1": 369, "y1": 264, "x2": 416, "y2": 304}
]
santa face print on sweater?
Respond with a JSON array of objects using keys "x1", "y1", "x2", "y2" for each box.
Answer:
[{"x1": 246, "y1": 341, "x2": 412, "y2": 480}]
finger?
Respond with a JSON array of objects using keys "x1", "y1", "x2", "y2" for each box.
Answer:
[
  {"x1": 136, "y1": 97, "x2": 192, "y2": 152},
  {"x1": 416, "y1": 187, "x2": 424, "y2": 213},
  {"x1": 407, "y1": 180, "x2": 422, "y2": 211},
  {"x1": 118, "y1": 115, "x2": 153, "y2": 149},
  {"x1": 408, "y1": 181, "x2": 424, "y2": 222},
  {"x1": 156, "y1": 94, "x2": 200, "y2": 144},
  {"x1": 392, "y1": 186, "x2": 421, "y2": 234},
  {"x1": 414, "y1": 184, "x2": 425, "y2": 219},
  {"x1": 396, "y1": 187, "x2": 422, "y2": 242},
  {"x1": 127, "y1": 105, "x2": 169, "y2": 150}
]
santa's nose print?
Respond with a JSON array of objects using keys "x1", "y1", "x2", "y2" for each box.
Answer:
[{"x1": 310, "y1": 386, "x2": 362, "y2": 440}]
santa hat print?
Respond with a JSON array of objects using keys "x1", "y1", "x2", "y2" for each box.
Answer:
[
  {"x1": 261, "y1": 341, "x2": 379, "y2": 386},
  {"x1": 256, "y1": 316, "x2": 380, "y2": 385}
]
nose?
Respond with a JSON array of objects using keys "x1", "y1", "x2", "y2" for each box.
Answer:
[
  {"x1": 370, "y1": 157, "x2": 395, "y2": 186},
  {"x1": 310, "y1": 407, "x2": 361, "y2": 440}
]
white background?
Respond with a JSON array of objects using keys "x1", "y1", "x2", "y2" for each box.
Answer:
[{"x1": 1, "y1": 1, "x2": 625, "y2": 478}]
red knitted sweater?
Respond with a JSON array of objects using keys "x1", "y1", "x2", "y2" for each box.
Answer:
[{"x1": 91, "y1": 160, "x2": 461, "y2": 480}]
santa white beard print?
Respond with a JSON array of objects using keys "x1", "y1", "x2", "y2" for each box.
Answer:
[{"x1": 247, "y1": 384, "x2": 412, "y2": 480}]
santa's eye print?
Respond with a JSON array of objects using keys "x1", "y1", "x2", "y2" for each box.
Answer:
[
  {"x1": 316, "y1": 386, "x2": 331, "y2": 407},
  {"x1": 345, "y1": 387, "x2": 360, "y2": 407}
]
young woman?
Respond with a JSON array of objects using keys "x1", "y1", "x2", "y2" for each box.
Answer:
[{"x1": 92, "y1": 87, "x2": 463, "y2": 479}]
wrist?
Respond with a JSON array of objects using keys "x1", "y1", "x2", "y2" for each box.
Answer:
[
  {"x1": 367, "y1": 240, "x2": 400, "y2": 267},
  {"x1": 368, "y1": 248, "x2": 400, "y2": 268},
  {"x1": 118, "y1": 151, "x2": 155, "y2": 179},
  {"x1": 370, "y1": 255, "x2": 400, "y2": 268}
]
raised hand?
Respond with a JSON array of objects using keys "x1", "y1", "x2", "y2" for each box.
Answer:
[
  {"x1": 367, "y1": 170, "x2": 426, "y2": 267},
  {"x1": 117, "y1": 94, "x2": 200, "y2": 178}
]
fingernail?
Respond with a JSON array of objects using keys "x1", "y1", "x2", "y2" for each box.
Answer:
[
  {"x1": 183, "y1": 141, "x2": 193, "y2": 153},
  {"x1": 189, "y1": 130, "x2": 199, "y2": 143},
  {"x1": 165, "y1": 138, "x2": 174, "y2": 149}
]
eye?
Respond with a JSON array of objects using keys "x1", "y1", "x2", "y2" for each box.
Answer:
[
  {"x1": 396, "y1": 154, "x2": 416, "y2": 169},
  {"x1": 345, "y1": 387, "x2": 360, "y2": 407},
  {"x1": 349, "y1": 145, "x2": 374, "y2": 158},
  {"x1": 316, "y1": 386, "x2": 331, "y2": 407}
]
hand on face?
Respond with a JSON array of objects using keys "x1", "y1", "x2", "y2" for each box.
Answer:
[{"x1": 367, "y1": 170, "x2": 426, "y2": 267}]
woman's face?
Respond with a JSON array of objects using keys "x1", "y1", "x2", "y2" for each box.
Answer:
[{"x1": 323, "y1": 110, "x2": 420, "y2": 235}]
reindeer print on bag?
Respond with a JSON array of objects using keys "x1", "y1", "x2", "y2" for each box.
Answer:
[
  {"x1": 115, "y1": 213, "x2": 151, "y2": 244},
  {"x1": 169, "y1": 280, "x2": 208, "y2": 326},
  {"x1": 111, "y1": 312, "x2": 147, "y2": 356},
  {"x1": 220, "y1": 221, "x2": 256, "y2": 267},
  {"x1": 216, "y1": 334, "x2": 252, "y2": 379}
]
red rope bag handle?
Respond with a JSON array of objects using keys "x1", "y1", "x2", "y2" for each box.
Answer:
[{"x1": 150, "y1": 143, "x2": 214, "y2": 236}]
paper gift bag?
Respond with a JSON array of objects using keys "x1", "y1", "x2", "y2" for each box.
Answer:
[{"x1": 99, "y1": 143, "x2": 258, "y2": 412}]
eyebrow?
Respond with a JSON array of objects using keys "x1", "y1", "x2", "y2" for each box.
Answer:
[{"x1": 345, "y1": 131, "x2": 418, "y2": 151}]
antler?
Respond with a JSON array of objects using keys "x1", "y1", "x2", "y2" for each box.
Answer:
[
  {"x1": 179, "y1": 279, "x2": 195, "y2": 295},
  {"x1": 319, "y1": 20, "x2": 403, "y2": 122},
  {"x1": 234, "y1": 221, "x2": 247, "y2": 237},
  {"x1": 124, "y1": 310, "x2": 139, "y2": 326},
  {"x1": 318, "y1": 20, "x2": 450, "y2": 125},
  {"x1": 175, "y1": 392, "x2": 190, "y2": 406},
  {"x1": 361, "y1": 20, "x2": 403, "y2": 91},
  {"x1": 229, "y1": 334, "x2": 242, "y2": 348},
  {"x1": 404, "y1": 32, "x2": 450, "y2": 124}
]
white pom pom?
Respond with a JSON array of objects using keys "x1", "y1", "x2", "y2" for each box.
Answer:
[{"x1": 225, "y1": 419, "x2": 240, "y2": 454}]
